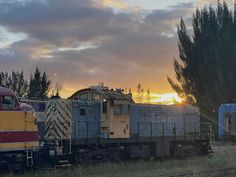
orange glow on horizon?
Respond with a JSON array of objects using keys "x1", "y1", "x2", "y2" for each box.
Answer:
[
  {"x1": 57, "y1": 87, "x2": 183, "y2": 105},
  {"x1": 149, "y1": 93, "x2": 183, "y2": 105}
]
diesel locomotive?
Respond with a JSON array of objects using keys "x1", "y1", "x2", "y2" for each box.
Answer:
[
  {"x1": 0, "y1": 87, "x2": 39, "y2": 172},
  {"x1": 44, "y1": 86, "x2": 212, "y2": 163}
]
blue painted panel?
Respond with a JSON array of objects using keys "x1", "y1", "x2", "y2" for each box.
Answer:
[
  {"x1": 130, "y1": 104, "x2": 199, "y2": 138},
  {"x1": 218, "y1": 104, "x2": 236, "y2": 140},
  {"x1": 71, "y1": 101, "x2": 100, "y2": 141}
]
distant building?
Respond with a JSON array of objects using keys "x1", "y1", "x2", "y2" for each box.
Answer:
[{"x1": 69, "y1": 84, "x2": 133, "y2": 139}]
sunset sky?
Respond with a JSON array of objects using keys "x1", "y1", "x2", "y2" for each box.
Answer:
[{"x1": 0, "y1": 0, "x2": 231, "y2": 100}]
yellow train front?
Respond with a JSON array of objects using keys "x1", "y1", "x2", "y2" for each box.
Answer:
[{"x1": 0, "y1": 87, "x2": 39, "y2": 172}]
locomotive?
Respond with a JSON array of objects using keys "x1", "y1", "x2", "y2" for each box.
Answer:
[
  {"x1": 0, "y1": 87, "x2": 39, "y2": 172},
  {"x1": 0, "y1": 86, "x2": 212, "y2": 172},
  {"x1": 44, "y1": 86, "x2": 212, "y2": 163}
]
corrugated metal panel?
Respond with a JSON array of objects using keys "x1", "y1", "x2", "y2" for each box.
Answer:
[
  {"x1": 218, "y1": 104, "x2": 236, "y2": 139},
  {"x1": 130, "y1": 104, "x2": 199, "y2": 138}
]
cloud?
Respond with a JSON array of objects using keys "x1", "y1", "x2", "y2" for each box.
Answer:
[{"x1": 0, "y1": 0, "x2": 195, "y2": 96}]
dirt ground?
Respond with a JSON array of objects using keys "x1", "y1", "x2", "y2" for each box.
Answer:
[{"x1": 4, "y1": 142, "x2": 236, "y2": 177}]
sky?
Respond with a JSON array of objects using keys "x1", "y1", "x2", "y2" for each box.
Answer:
[{"x1": 0, "y1": 0, "x2": 232, "y2": 98}]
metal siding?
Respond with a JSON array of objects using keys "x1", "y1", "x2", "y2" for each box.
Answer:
[
  {"x1": 72, "y1": 101, "x2": 100, "y2": 141},
  {"x1": 0, "y1": 111, "x2": 39, "y2": 152},
  {"x1": 130, "y1": 104, "x2": 200, "y2": 138}
]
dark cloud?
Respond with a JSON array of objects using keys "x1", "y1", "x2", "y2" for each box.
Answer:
[{"x1": 0, "y1": 0, "x2": 194, "y2": 96}]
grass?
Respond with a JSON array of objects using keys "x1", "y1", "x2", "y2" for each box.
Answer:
[{"x1": 4, "y1": 142, "x2": 236, "y2": 177}]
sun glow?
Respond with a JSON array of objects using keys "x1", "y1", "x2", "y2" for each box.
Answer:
[
  {"x1": 58, "y1": 86, "x2": 183, "y2": 105},
  {"x1": 150, "y1": 93, "x2": 183, "y2": 105},
  {"x1": 132, "y1": 92, "x2": 183, "y2": 105}
]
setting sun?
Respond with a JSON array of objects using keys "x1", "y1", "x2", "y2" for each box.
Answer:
[{"x1": 150, "y1": 93, "x2": 183, "y2": 105}]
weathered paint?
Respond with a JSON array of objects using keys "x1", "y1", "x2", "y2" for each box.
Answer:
[
  {"x1": 69, "y1": 87, "x2": 133, "y2": 139},
  {"x1": 0, "y1": 111, "x2": 39, "y2": 152},
  {"x1": 72, "y1": 101, "x2": 100, "y2": 140},
  {"x1": 130, "y1": 104, "x2": 200, "y2": 138},
  {"x1": 44, "y1": 99, "x2": 72, "y2": 141}
]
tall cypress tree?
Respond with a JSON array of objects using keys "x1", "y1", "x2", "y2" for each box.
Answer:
[{"x1": 168, "y1": 2, "x2": 236, "y2": 125}]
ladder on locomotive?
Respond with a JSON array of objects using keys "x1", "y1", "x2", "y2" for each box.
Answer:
[{"x1": 26, "y1": 150, "x2": 34, "y2": 167}]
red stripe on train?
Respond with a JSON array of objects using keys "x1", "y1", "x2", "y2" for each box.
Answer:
[{"x1": 0, "y1": 131, "x2": 39, "y2": 143}]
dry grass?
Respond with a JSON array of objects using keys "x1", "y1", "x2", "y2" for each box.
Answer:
[{"x1": 4, "y1": 142, "x2": 236, "y2": 177}]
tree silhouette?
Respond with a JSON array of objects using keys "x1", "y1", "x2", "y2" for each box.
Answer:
[
  {"x1": 168, "y1": 2, "x2": 236, "y2": 124},
  {"x1": 0, "y1": 71, "x2": 28, "y2": 97},
  {"x1": 136, "y1": 83, "x2": 144, "y2": 103},
  {"x1": 27, "y1": 67, "x2": 51, "y2": 99}
]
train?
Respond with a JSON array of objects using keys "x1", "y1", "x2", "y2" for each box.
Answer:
[
  {"x1": 0, "y1": 87, "x2": 39, "y2": 172},
  {"x1": 0, "y1": 86, "x2": 213, "y2": 172}
]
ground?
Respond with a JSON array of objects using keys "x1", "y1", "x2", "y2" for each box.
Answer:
[{"x1": 4, "y1": 142, "x2": 236, "y2": 177}]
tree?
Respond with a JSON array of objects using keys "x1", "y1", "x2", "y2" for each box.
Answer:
[
  {"x1": 136, "y1": 83, "x2": 144, "y2": 103},
  {"x1": 0, "y1": 70, "x2": 28, "y2": 97},
  {"x1": 28, "y1": 67, "x2": 51, "y2": 99},
  {"x1": 145, "y1": 88, "x2": 151, "y2": 104},
  {"x1": 168, "y1": 1, "x2": 236, "y2": 124}
]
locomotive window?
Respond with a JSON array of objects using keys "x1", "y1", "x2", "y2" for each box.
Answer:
[
  {"x1": 102, "y1": 101, "x2": 107, "y2": 114},
  {"x1": 113, "y1": 104, "x2": 128, "y2": 115},
  {"x1": 79, "y1": 93, "x2": 88, "y2": 100},
  {"x1": 1, "y1": 96, "x2": 17, "y2": 110},
  {"x1": 80, "y1": 108, "x2": 86, "y2": 116},
  {"x1": 92, "y1": 93, "x2": 100, "y2": 101}
]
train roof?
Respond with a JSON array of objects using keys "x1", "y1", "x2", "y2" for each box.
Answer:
[
  {"x1": 0, "y1": 86, "x2": 15, "y2": 96},
  {"x1": 70, "y1": 86, "x2": 133, "y2": 102}
]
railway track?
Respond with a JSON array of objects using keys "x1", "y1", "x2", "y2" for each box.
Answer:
[{"x1": 157, "y1": 167, "x2": 236, "y2": 177}]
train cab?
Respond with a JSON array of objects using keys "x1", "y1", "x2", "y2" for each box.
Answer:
[{"x1": 0, "y1": 87, "x2": 21, "y2": 111}]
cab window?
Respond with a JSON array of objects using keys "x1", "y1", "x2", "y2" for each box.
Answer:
[
  {"x1": 1, "y1": 96, "x2": 17, "y2": 110},
  {"x1": 92, "y1": 93, "x2": 100, "y2": 101},
  {"x1": 113, "y1": 104, "x2": 128, "y2": 115},
  {"x1": 79, "y1": 93, "x2": 88, "y2": 100}
]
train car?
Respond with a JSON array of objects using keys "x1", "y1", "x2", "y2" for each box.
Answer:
[
  {"x1": 0, "y1": 87, "x2": 39, "y2": 172},
  {"x1": 44, "y1": 98, "x2": 212, "y2": 164},
  {"x1": 218, "y1": 104, "x2": 236, "y2": 140}
]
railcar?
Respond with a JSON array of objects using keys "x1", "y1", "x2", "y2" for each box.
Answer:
[
  {"x1": 218, "y1": 104, "x2": 236, "y2": 140},
  {"x1": 44, "y1": 99, "x2": 212, "y2": 164},
  {"x1": 0, "y1": 87, "x2": 39, "y2": 172}
]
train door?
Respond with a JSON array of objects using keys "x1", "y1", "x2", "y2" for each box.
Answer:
[
  {"x1": 224, "y1": 112, "x2": 233, "y2": 137},
  {"x1": 109, "y1": 101, "x2": 130, "y2": 139}
]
